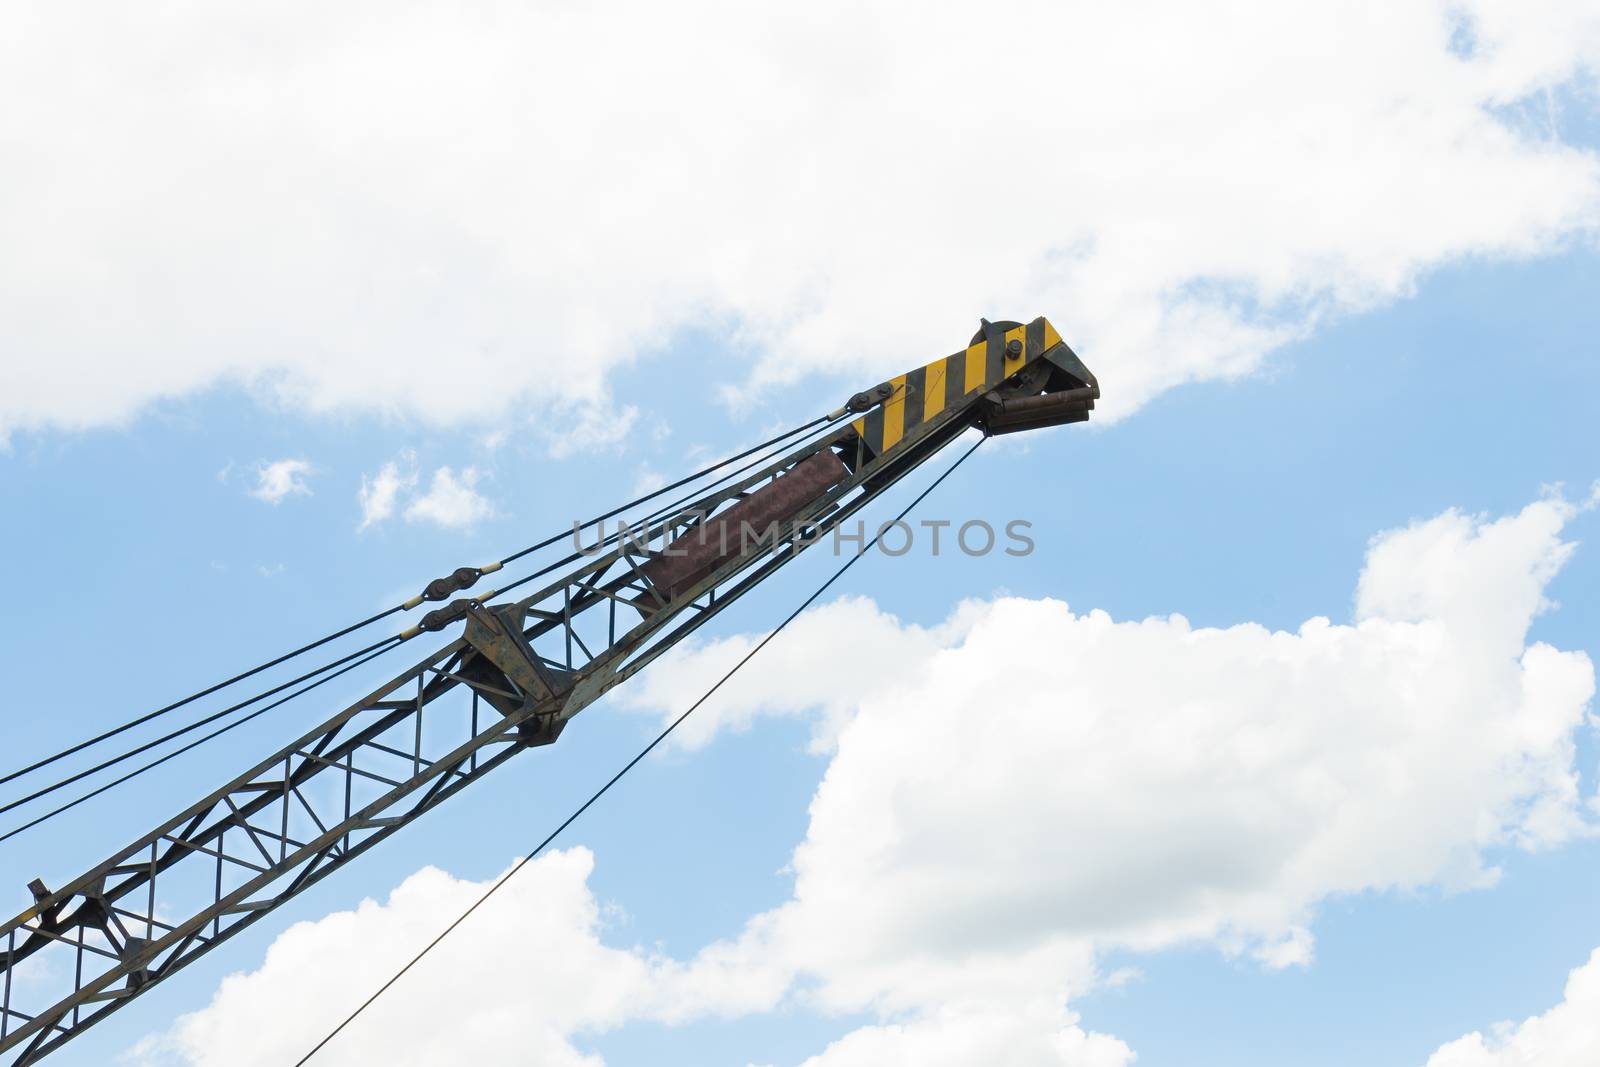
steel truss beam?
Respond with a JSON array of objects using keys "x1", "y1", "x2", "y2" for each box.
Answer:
[{"x1": 1, "y1": 402, "x2": 976, "y2": 1064}]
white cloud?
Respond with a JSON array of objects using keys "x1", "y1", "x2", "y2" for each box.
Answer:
[
  {"x1": 128, "y1": 850, "x2": 704, "y2": 1067},
  {"x1": 402, "y1": 466, "x2": 495, "y2": 528},
  {"x1": 131, "y1": 493, "x2": 1598, "y2": 1065},
  {"x1": 543, "y1": 402, "x2": 642, "y2": 460},
  {"x1": 357, "y1": 452, "x2": 417, "y2": 530},
  {"x1": 3, "y1": 2, "x2": 1599, "y2": 442},
  {"x1": 248, "y1": 459, "x2": 312, "y2": 504},
  {"x1": 785, "y1": 1003, "x2": 1135, "y2": 1067},
  {"x1": 624, "y1": 494, "x2": 1595, "y2": 1020},
  {"x1": 1424, "y1": 948, "x2": 1600, "y2": 1066},
  {"x1": 615, "y1": 596, "x2": 987, "y2": 753},
  {"x1": 357, "y1": 452, "x2": 495, "y2": 529},
  {"x1": 631, "y1": 466, "x2": 668, "y2": 497}
]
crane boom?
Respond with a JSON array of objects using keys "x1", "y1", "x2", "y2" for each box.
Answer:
[{"x1": 0, "y1": 318, "x2": 1097, "y2": 1065}]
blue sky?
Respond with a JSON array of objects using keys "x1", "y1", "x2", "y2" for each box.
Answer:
[{"x1": 3, "y1": 4, "x2": 1600, "y2": 1067}]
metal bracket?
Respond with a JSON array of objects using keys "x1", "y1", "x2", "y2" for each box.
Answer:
[
  {"x1": 464, "y1": 604, "x2": 560, "y2": 704},
  {"x1": 461, "y1": 604, "x2": 568, "y2": 747}
]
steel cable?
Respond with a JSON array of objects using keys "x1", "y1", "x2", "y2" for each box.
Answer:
[
  {"x1": 0, "y1": 414, "x2": 849, "y2": 839},
  {"x1": 0, "y1": 640, "x2": 404, "y2": 845},
  {"x1": 0, "y1": 636, "x2": 404, "y2": 822},
  {"x1": 0, "y1": 414, "x2": 837, "y2": 791},
  {"x1": 293, "y1": 433, "x2": 985, "y2": 1066}
]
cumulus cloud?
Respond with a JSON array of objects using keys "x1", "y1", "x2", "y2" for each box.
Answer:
[
  {"x1": 356, "y1": 453, "x2": 495, "y2": 529},
  {"x1": 1424, "y1": 948, "x2": 1600, "y2": 1066},
  {"x1": 248, "y1": 459, "x2": 312, "y2": 504},
  {"x1": 403, "y1": 466, "x2": 495, "y2": 528},
  {"x1": 543, "y1": 402, "x2": 643, "y2": 460},
  {"x1": 129, "y1": 850, "x2": 694, "y2": 1067},
  {"x1": 357, "y1": 452, "x2": 417, "y2": 530},
  {"x1": 616, "y1": 597, "x2": 988, "y2": 753},
  {"x1": 623, "y1": 494, "x2": 1596, "y2": 1019},
  {"x1": 2, "y1": 2, "x2": 1599, "y2": 442},
  {"x1": 784, "y1": 1003, "x2": 1135, "y2": 1067},
  {"x1": 131, "y1": 493, "x2": 1597, "y2": 1064},
  {"x1": 631, "y1": 466, "x2": 668, "y2": 498}
]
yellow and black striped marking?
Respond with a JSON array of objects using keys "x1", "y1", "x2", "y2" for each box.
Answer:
[{"x1": 852, "y1": 317, "x2": 1064, "y2": 456}]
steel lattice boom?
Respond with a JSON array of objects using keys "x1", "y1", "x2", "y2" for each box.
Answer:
[{"x1": 0, "y1": 318, "x2": 1098, "y2": 1065}]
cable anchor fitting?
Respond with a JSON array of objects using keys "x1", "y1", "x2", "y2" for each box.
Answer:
[
  {"x1": 843, "y1": 383, "x2": 896, "y2": 415},
  {"x1": 403, "y1": 561, "x2": 504, "y2": 610},
  {"x1": 401, "y1": 590, "x2": 499, "y2": 639}
]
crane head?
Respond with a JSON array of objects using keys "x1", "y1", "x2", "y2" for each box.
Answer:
[{"x1": 845, "y1": 316, "x2": 1098, "y2": 462}]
